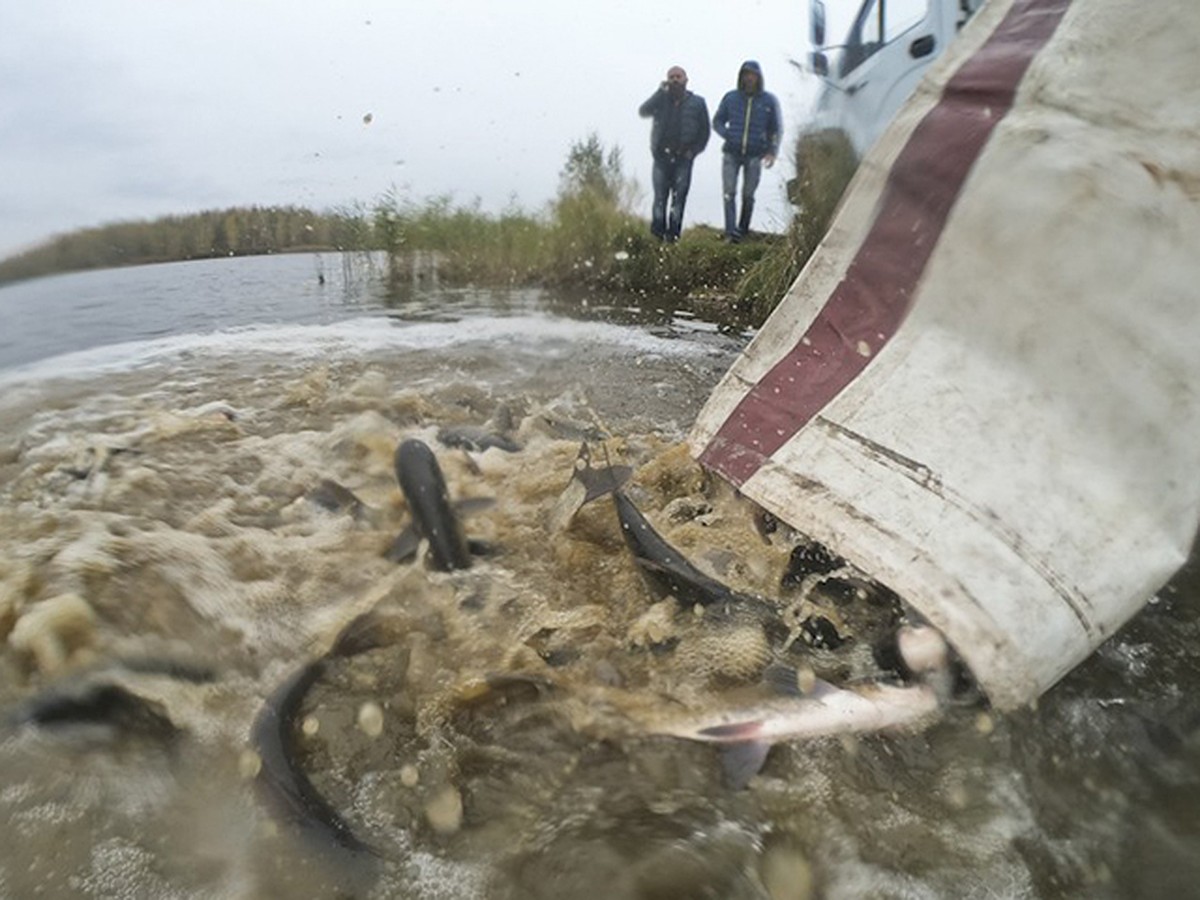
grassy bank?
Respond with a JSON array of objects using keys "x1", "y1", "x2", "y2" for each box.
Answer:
[
  {"x1": 372, "y1": 134, "x2": 811, "y2": 328},
  {"x1": 374, "y1": 194, "x2": 778, "y2": 320},
  {"x1": 374, "y1": 132, "x2": 857, "y2": 327}
]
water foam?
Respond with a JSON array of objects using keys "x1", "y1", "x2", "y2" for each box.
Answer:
[{"x1": 0, "y1": 314, "x2": 715, "y2": 388}]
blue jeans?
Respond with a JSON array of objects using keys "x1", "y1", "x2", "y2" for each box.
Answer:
[
  {"x1": 651, "y1": 155, "x2": 694, "y2": 241},
  {"x1": 722, "y1": 152, "x2": 763, "y2": 238}
]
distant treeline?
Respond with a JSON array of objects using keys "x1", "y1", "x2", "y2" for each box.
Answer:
[{"x1": 0, "y1": 205, "x2": 373, "y2": 285}]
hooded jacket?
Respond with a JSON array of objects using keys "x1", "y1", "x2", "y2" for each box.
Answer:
[
  {"x1": 639, "y1": 87, "x2": 710, "y2": 161},
  {"x1": 712, "y1": 61, "x2": 782, "y2": 159}
]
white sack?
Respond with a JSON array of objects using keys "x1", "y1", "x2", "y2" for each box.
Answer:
[{"x1": 689, "y1": 0, "x2": 1200, "y2": 710}]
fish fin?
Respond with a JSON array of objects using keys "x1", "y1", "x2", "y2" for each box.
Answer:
[
  {"x1": 762, "y1": 664, "x2": 806, "y2": 697},
  {"x1": 383, "y1": 525, "x2": 420, "y2": 563},
  {"x1": 719, "y1": 740, "x2": 772, "y2": 790},
  {"x1": 488, "y1": 402, "x2": 517, "y2": 436},
  {"x1": 547, "y1": 443, "x2": 628, "y2": 532},
  {"x1": 573, "y1": 442, "x2": 631, "y2": 502},
  {"x1": 577, "y1": 464, "x2": 632, "y2": 502},
  {"x1": 547, "y1": 477, "x2": 589, "y2": 533}
]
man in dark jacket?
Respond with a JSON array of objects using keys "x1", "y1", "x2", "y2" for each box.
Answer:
[
  {"x1": 639, "y1": 66, "x2": 710, "y2": 242},
  {"x1": 712, "y1": 60, "x2": 782, "y2": 241}
]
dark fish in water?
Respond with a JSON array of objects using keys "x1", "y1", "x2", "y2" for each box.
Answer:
[
  {"x1": 751, "y1": 505, "x2": 778, "y2": 542},
  {"x1": 798, "y1": 614, "x2": 848, "y2": 650},
  {"x1": 251, "y1": 658, "x2": 370, "y2": 854},
  {"x1": 436, "y1": 401, "x2": 522, "y2": 453},
  {"x1": 6, "y1": 655, "x2": 216, "y2": 741},
  {"x1": 613, "y1": 490, "x2": 774, "y2": 621},
  {"x1": 251, "y1": 612, "x2": 397, "y2": 860},
  {"x1": 454, "y1": 672, "x2": 557, "y2": 712},
  {"x1": 9, "y1": 680, "x2": 180, "y2": 743},
  {"x1": 61, "y1": 444, "x2": 140, "y2": 481},
  {"x1": 393, "y1": 438, "x2": 472, "y2": 572},
  {"x1": 305, "y1": 479, "x2": 368, "y2": 519},
  {"x1": 384, "y1": 496, "x2": 496, "y2": 564},
  {"x1": 436, "y1": 425, "x2": 521, "y2": 453},
  {"x1": 532, "y1": 410, "x2": 606, "y2": 443}
]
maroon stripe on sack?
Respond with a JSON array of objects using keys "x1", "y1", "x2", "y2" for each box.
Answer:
[{"x1": 699, "y1": 0, "x2": 1073, "y2": 486}]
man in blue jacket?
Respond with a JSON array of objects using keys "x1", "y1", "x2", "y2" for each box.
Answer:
[
  {"x1": 639, "y1": 66, "x2": 710, "y2": 242},
  {"x1": 712, "y1": 60, "x2": 782, "y2": 241}
]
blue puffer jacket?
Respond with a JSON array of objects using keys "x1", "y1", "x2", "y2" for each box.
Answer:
[{"x1": 712, "y1": 60, "x2": 782, "y2": 159}]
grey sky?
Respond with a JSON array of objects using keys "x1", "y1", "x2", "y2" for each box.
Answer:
[{"x1": 0, "y1": 1, "x2": 821, "y2": 259}]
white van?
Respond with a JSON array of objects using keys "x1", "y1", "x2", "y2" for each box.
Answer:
[{"x1": 808, "y1": 0, "x2": 986, "y2": 158}]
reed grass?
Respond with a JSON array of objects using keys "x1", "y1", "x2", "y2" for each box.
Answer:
[{"x1": 376, "y1": 130, "x2": 857, "y2": 326}]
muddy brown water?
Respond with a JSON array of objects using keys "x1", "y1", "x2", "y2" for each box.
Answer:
[{"x1": 1, "y1": 255, "x2": 1198, "y2": 898}]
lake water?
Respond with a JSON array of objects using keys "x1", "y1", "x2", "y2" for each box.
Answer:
[{"x1": 0, "y1": 253, "x2": 1197, "y2": 899}]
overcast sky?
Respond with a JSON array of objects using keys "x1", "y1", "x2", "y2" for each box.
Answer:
[{"x1": 0, "y1": 1, "x2": 825, "y2": 259}]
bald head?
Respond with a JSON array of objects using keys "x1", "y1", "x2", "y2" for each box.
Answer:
[{"x1": 666, "y1": 66, "x2": 688, "y2": 97}]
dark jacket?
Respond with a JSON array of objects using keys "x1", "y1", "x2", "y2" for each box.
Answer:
[
  {"x1": 639, "y1": 88, "x2": 710, "y2": 160},
  {"x1": 712, "y1": 60, "x2": 782, "y2": 159}
]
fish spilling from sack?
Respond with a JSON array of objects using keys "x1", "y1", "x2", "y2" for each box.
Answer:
[
  {"x1": 240, "y1": 433, "x2": 976, "y2": 858},
  {"x1": 595, "y1": 450, "x2": 971, "y2": 786}
]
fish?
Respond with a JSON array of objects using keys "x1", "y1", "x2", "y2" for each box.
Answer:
[
  {"x1": 436, "y1": 425, "x2": 521, "y2": 454},
  {"x1": 392, "y1": 438, "x2": 474, "y2": 572},
  {"x1": 646, "y1": 677, "x2": 941, "y2": 788},
  {"x1": 779, "y1": 538, "x2": 847, "y2": 590},
  {"x1": 613, "y1": 490, "x2": 778, "y2": 627},
  {"x1": 529, "y1": 409, "x2": 606, "y2": 443},
  {"x1": 383, "y1": 496, "x2": 496, "y2": 564},
  {"x1": 305, "y1": 479, "x2": 369, "y2": 520},
  {"x1": 60, "y1": 443, "x2": 140, "y2": 481},
  {"x1": 643, "y1": 625, "x2": 952, "y2": 787},
  {"x1": 436, "y1": 401, "x2": 523, "y2": 453},
  {"x1": 251, "y1": 658, "x2": 371, "y2": 854},
  {"x1": 9, "y1": 680, "x2": 180, "y2": 743},
  {"x1": 650, "y1": 678, "x2": 941, "y2": 745},
  {"x1": 250, "y1": 611, "x2": 397, "y2": 860},
  {"x1": 6, "y1": 655, "x2": 215, "y2": 741}
]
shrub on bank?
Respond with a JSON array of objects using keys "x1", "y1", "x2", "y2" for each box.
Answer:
[{"x1": 736, "y1": 128, "x2": 859, "y2": 323}]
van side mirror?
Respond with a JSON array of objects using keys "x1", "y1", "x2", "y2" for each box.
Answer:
[
  {"x1": 810, "y1": 51, "x2": 829, "y2": 77},
  {"x1": 811, "y1": 0, "x2": 827, "y2": 46}
]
